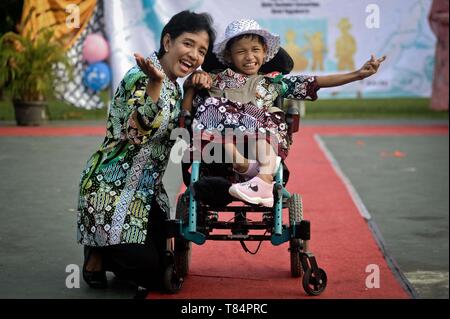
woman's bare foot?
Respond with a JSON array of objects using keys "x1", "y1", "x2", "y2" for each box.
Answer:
[
  {"x1": 83, "y1": 246, "x2": 107, "y2": 288},
  {"x1": 85, "y1": 250, "x2": 103, "y2": 272}
]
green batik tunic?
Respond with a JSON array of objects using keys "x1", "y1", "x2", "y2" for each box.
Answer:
[{"x1": 77, "y1": 52, "x2": 181, "y2": 246}]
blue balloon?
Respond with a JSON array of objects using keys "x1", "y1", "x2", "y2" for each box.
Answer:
[{"x1": 83, "y1": 62, "x2": 111, "y2": 92}]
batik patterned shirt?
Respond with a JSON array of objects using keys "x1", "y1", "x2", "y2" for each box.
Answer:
[
  {"x1": 192, "y1": 68, "x2": 319, "y2": 158},
  {"x1": 77, "y1": 52, "x2": 181, "y2": 246}
]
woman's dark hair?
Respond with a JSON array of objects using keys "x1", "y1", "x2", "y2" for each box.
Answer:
[{"x1": 157, "y1": 10, "x2": 216, "y2": 58}]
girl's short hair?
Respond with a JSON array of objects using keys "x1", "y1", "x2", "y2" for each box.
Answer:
[{"x1": 157, "y1": 10, "x2": 216, "y2": 58}]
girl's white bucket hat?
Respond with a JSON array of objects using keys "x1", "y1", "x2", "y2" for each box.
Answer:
[{"x1": 213, "y1": 19, "x2": 280, "y2": 65}]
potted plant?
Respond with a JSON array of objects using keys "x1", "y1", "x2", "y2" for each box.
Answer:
[{"x1": 0, "y1": 27, "x2": 72, "y2": 125}]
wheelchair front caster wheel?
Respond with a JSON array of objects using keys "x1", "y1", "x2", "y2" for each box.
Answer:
[
  {"x1": 163, "y1": 263, "x2": 183, "y2": 294},
  {"x1": 302, "y1": 268, "x2": 327, "y2": 296}
]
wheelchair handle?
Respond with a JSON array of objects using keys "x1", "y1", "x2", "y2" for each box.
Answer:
[{"x1": 286, "y1": 106, "x2": 300, "y2": 133}]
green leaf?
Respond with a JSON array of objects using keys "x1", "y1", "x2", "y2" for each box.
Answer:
[{"x1": 0, "y1": 26, "x2": 73, "y2": 101}]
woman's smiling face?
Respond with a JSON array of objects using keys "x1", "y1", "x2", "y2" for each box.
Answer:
[
  {"x1": 226, "y1": 35, "x2": 267, "y2": 76},
  {"x1": 161, "y1": 31, "x2": 210, "y2": 80}
]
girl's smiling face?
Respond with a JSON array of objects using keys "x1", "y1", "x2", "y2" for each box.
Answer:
[
  {"x1": 226, "y1": 35, "x2": 267, "y2": 76},
  {"x1": 161, "y1": 31, "x2": 210, "y2": 80}
]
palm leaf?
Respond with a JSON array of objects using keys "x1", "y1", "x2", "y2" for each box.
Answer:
[{"x1": 0, "y1": 25, "x2": 73, "y2": 101}]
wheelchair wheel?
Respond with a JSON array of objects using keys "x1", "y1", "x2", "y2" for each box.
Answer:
[
  {"x1": 289, "y1": 193, "x2": 303, "y2": 278},
  {"x1": 163, "y1": 263, "x2": 183, "y2": 294},
  {"x1": 174, "y1": 193, "x2": 192, "y2": 278},
  {"x1": 302, "y1": 268, "x2": 327, "y2": 296},
  {"x1": 175, "y1": 238, "x2": 191, "y2": 278}
]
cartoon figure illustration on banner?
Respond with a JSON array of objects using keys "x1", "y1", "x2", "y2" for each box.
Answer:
[
  {"x1": 284, "y1": 29, "x2": 308, "y2": 71},
  {"x1": 305, "y1": 31, "x2": 326, "y2": 71},
  {"x1": 335, "y1": 18, "x2": 357, "y2": 70}
]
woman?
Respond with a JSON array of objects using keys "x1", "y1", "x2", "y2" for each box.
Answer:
[{"x1": 77, "y1": 10, "x2": 216, "y2": 289}]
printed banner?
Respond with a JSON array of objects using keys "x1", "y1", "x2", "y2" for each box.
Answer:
[{"x1": 104, "y1": 0, "x2": 436, "y2": 98}]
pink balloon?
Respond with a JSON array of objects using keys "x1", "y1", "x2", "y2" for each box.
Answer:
[{"x1": 82, "y1": 33, "x2": 109, "y2": 63}]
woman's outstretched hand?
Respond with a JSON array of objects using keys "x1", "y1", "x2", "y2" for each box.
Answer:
[
  {"x1": 357, "y1": 54, "x2": 387, "y2": 79},
  {"x1": 134, "y1": 53, "x2": 165, "y2": 82}
]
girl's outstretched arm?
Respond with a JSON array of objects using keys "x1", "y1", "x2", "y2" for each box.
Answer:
[{"x1": 316, "y1": 54, "x2": 386, "y2": 88}]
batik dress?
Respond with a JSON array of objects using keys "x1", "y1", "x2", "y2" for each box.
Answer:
[
  {"x1": 77, "y1": 52, "x2": 181, "y2": 247},
  {"x1": 192, "y1": 68, "x2": 320, "y2": 159}
]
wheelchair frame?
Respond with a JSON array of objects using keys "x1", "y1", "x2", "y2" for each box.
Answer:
[{"x1": 163, "y1": 101, "x2": 328, "y2": 296}]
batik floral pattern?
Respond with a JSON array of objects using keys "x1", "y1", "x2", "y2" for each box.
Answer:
[
  {"x1": 77, "y1": 52, "x2": 181, "y2": 246},
  {"x1": 193, "y1": 69, "x2": 319, "y2": 158}
]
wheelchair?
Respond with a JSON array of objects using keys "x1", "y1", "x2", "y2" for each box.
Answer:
[{"x1": 162, "y1": 48, "x2": 327, "y2": 296}]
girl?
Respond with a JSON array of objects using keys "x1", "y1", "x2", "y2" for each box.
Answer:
[{"x1": 183, "y1": 18, "x2": 386, "y2": 207}]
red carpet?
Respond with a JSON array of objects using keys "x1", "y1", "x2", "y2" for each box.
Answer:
[
  {"x1": 0, "y1": 126, "x2": 105, "y2": 136},
  {"x1": 0, "y1": 124, "x2": 445, "y2": 137}
]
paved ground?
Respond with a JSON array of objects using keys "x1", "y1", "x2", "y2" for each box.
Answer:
[
  {"x1": 0, "y1": 119, "x2": 447, "y2": 299},
  {"x1": 0, "y1": 133, "x2": 186, "y2": 299}
]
